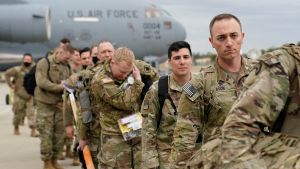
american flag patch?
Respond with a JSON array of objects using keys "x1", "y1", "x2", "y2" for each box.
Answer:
[{"x1": 182, "y1": 82, "x2": 196, "y2": 97}]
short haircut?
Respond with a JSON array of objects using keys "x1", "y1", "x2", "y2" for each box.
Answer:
[
  {"x1": 209, "y1": 13, "x2": 242, "y2": 36},
  {"x1": 61, "y1": 44, "x2": 74, "y2": 54},
  {"x1": 98, "y1": 40, "x2": 113, "y2": 48},
  {"x1": 73, "y1": 48, "x2": 80, "y2": 53},
  {"x1": 90, "y1": 44, "x2": 97, "y2": 52},
  {"x1": 168, "y1": 41, "x2": 192, "y2": 59},
  {"x1": 60, "y1": 38, "x2": 70, "y2": 44},
  {"x1": 23, "y1": 53, "x2": 32, "y2": 58},
  {"x1": 80, "y1": 47, "x2": 91, "y2": 55},
  {"x1": 113, "y1": 47, "x2": 135, "y2": 63}
]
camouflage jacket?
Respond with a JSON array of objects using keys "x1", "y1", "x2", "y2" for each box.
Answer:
[
  {"x1": 141, "y1": 73, "x2": 196, "y2": 169},
  {"x1": 35, "y1": 54, "x2": 72, "y2": 104},
  {"x1": 217, "y1": 44, "x2": 300, "y2": 167},
  {"x1": 90, "y1": 61, "x2": 145, "y2": 135},
  {"x1": 169, "y1": 56, "x2": 257, "y2": 167},
  {"x1": 5, "y1": 63, "x2": 34, "y2": 100},
  {"x1": 64, "y1": 60, "x2": 158, "y2": 139}
]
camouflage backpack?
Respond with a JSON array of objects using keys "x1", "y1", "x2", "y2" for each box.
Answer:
[{"x1": 271, "y1": 43, "x2": 300, "y2": 132}]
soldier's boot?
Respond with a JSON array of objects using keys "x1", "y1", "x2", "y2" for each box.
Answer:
[
  {"x1": 65, "y1": 145, "x2": 73, "y2": 158},
  {"x1": 14, "y1": 126, "x2": 20, "y2": 135},
  {"x1": 72, "y1": 156, "x2": 80, "y2": 166},
  {"x1": 52, "y1": 158, "x2": 64, "y2": 169},
  {"x1": 30, "y1": 128, "x2": 39, "y2": 137},
  {"x1": 43, "y1": 160, "x2": 56, "y2": 169},
  {"x1": 57, "y1": 152, "x2": 65, "y2": 160}
]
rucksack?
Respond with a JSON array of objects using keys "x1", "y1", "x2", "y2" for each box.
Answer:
[
  {"x1": 140, "y1": 74, "x2": 154, "y2": 104},
  {"x1": 23, "y1": 57, "x2": 50, "y2": 96},
  {"x1": 157, "y1": 75, "x2": 177, "y2": 129},
  {"x1": 271, "y1": 44, "x2": 300, "y2": 132}
]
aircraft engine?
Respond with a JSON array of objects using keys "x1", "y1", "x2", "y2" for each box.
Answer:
[{"x1": 0, "y1": 4, "x2": 51, "y2": 43}]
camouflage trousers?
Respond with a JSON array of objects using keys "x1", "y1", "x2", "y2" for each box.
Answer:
[
  {"x1": 36, "y1": 101, "x2": 64, "y2": 161},
  {"x1": 98, "y1": 133, "x2": 141, "y2": 169},
  {"x1": 187, "y1": 133, "x2": 300, "y2": 169},
  {"x1": 12, "y1": 95, "x2": 35, "y2": 128},
  {"x1": 89, "y1": 135, "x2": 101, "y2": 169}
]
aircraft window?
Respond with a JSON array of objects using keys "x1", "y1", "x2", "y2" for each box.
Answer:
[
  {"x1": 164, "y1": 21, "x2": 172, "y2": 30},
  {"x1": 145, "y1": 7, "x2": 162, "y2": 18}
]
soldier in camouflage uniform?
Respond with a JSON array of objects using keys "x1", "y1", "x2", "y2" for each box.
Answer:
[
  {"x1": 90, "y1": 47, "x2": 158, "y2": 169},
  {"x1": 186, "y1": 43, "x2": 300, "y2": 169},
  {"x1": 35, "y1": 45, "x2": 73, "y2": 169},
  {"x1": 141, "y1": 41, "x2": 195, "y2": 169},
  {"x1": 64, "y1": 41, "x2": 115, "y2": 169},
  {"x1": 5, "y1": 53, "x2": 36, "y2": 136},
  {"x1": 168, "y1": 13, "x2": 257, "y2": 168}
]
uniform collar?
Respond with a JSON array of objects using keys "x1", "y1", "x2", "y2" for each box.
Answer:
[
  {"x1": 169, "y1": 74, "x2": 182, "y2": 92},
  {"x1": 169, "y1": 73, "x2": 195, "y2": 92},
  {"x1": 104, "y1": 61, "x2": 124, "y2": 84},
  {"x1": 215, "y1": 56, "x2": 252, "y2": 82}
]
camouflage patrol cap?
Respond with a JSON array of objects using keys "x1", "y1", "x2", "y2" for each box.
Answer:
[{"x1": 114, "y1": 47, "x2": 135, "y2": 63}]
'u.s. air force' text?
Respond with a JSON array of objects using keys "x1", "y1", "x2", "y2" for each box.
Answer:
[{"x1": 68, "y1": 9, "x2": 138, "y2": 19}]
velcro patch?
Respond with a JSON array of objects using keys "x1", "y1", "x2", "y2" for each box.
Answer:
[
  {"x1": 182, "y1": 82, "x2": 196, "y2": 97},
  {"x1": 102, "y1": 77, "x2": 113, "y2": 84}
]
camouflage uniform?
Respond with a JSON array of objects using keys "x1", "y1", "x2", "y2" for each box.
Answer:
[
  {"x1": 91, "y1": 60, "x2": 158, "y2": 169},
  {"x1": 64, "y1": 62, "x2": 104, "y2": 168},
  {"x1": 141, "y1": 73, "x2": 196, "y2": 169},
  {"x1": 35, "y1": 54, "x2": 72, "y2": 161},
  {"x1": 5, "y1": 63, "x2": 35, "y2": 129},
  {"x1": 169, "y1": 56, "x2": 256, "y2": 168},
  {"x1": 186, "y1": 44, "x2": 300, "y2": 169}
]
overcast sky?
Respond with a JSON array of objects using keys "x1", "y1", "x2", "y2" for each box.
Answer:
[{"x1": 151, "y1": 0, "x2": 300, "y2": 54}]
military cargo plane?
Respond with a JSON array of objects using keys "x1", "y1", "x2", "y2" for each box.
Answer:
[{"x1": 0, "y1": 0, "x2": 186, "y2": 71}]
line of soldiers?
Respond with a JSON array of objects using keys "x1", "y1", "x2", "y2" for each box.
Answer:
[
  {"x1": 5, "y1": 12, "x2": 300, "y2": 169},
  {"x1": 142, "y1": 13, "x2": 300, "y2": 169}
]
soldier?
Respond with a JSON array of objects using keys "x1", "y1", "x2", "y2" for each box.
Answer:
[
  {"x1": 141, "y1": 41, "x2": 195, "y2": 169},
  {"x1": 35, "y1": 45, "x2": 73, "y2": 169},
  {"x1": 90, "y1": 44, "x2": 99, "y2": 64},
  {"x1": 168, "y1": 13, "x2": 257, "y2": 168},
  {"x1": 4, "y1": 53, "x2": 37, "y2": 136},
  {"x1": 80, "y1": 47, "x2": 93, "y2": 69},
  {"x1": 186, "y1": 44, "x2": 300, "y2": 169},
  {"x1": 64, "y1": 40, "x2": 115, "y2": 169},
  {"x1": 61, "y1": 48, "x2": 83, "y2": 164},
  {"x1": 90, "y1": 47, "x2": 158, "y2": 169},
  {"x1": 70, "y1": 48, "x2": 82, "y2": 72}
]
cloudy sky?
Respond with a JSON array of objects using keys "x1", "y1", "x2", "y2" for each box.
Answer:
[{"x1": 151, "y1": 0, "x2": 300, "y2": 54}]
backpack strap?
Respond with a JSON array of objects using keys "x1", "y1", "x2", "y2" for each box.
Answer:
[
  {"x1": 45, "y1": 57, "x2": 53, "y2": 82},
  {"x1": 157, "y1": 75, "x2": 177, "y2": 129}
]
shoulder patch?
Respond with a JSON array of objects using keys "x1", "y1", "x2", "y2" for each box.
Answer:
[
  {"x1": 102, "y1": 77, "x2": 113, "y2": 84},
  {"x1": 259, "y1": 53, "x2": 280, "y2": 66},
  {"x1": 200, "y1": 65, "x2": 214, "y2": 73},
  {"x1": 182, "y1": 82, "x2": 196, "y2": 97}
]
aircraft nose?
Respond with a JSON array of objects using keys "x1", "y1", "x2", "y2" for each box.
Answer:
[{"x1": 173, "y1": 20, "x2": 187, "y2": 41}]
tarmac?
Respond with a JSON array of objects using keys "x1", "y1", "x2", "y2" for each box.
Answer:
[{"x1": 0, "y1": 83, "x2": 81, "y2": 169}]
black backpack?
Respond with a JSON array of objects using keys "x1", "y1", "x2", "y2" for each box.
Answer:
[
  {"x1": 157, "y1": 75, "x2": 177, "y2": 129},
  {"x1": 23, "y1": 57, "x2": 50, "y2": 96}
]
